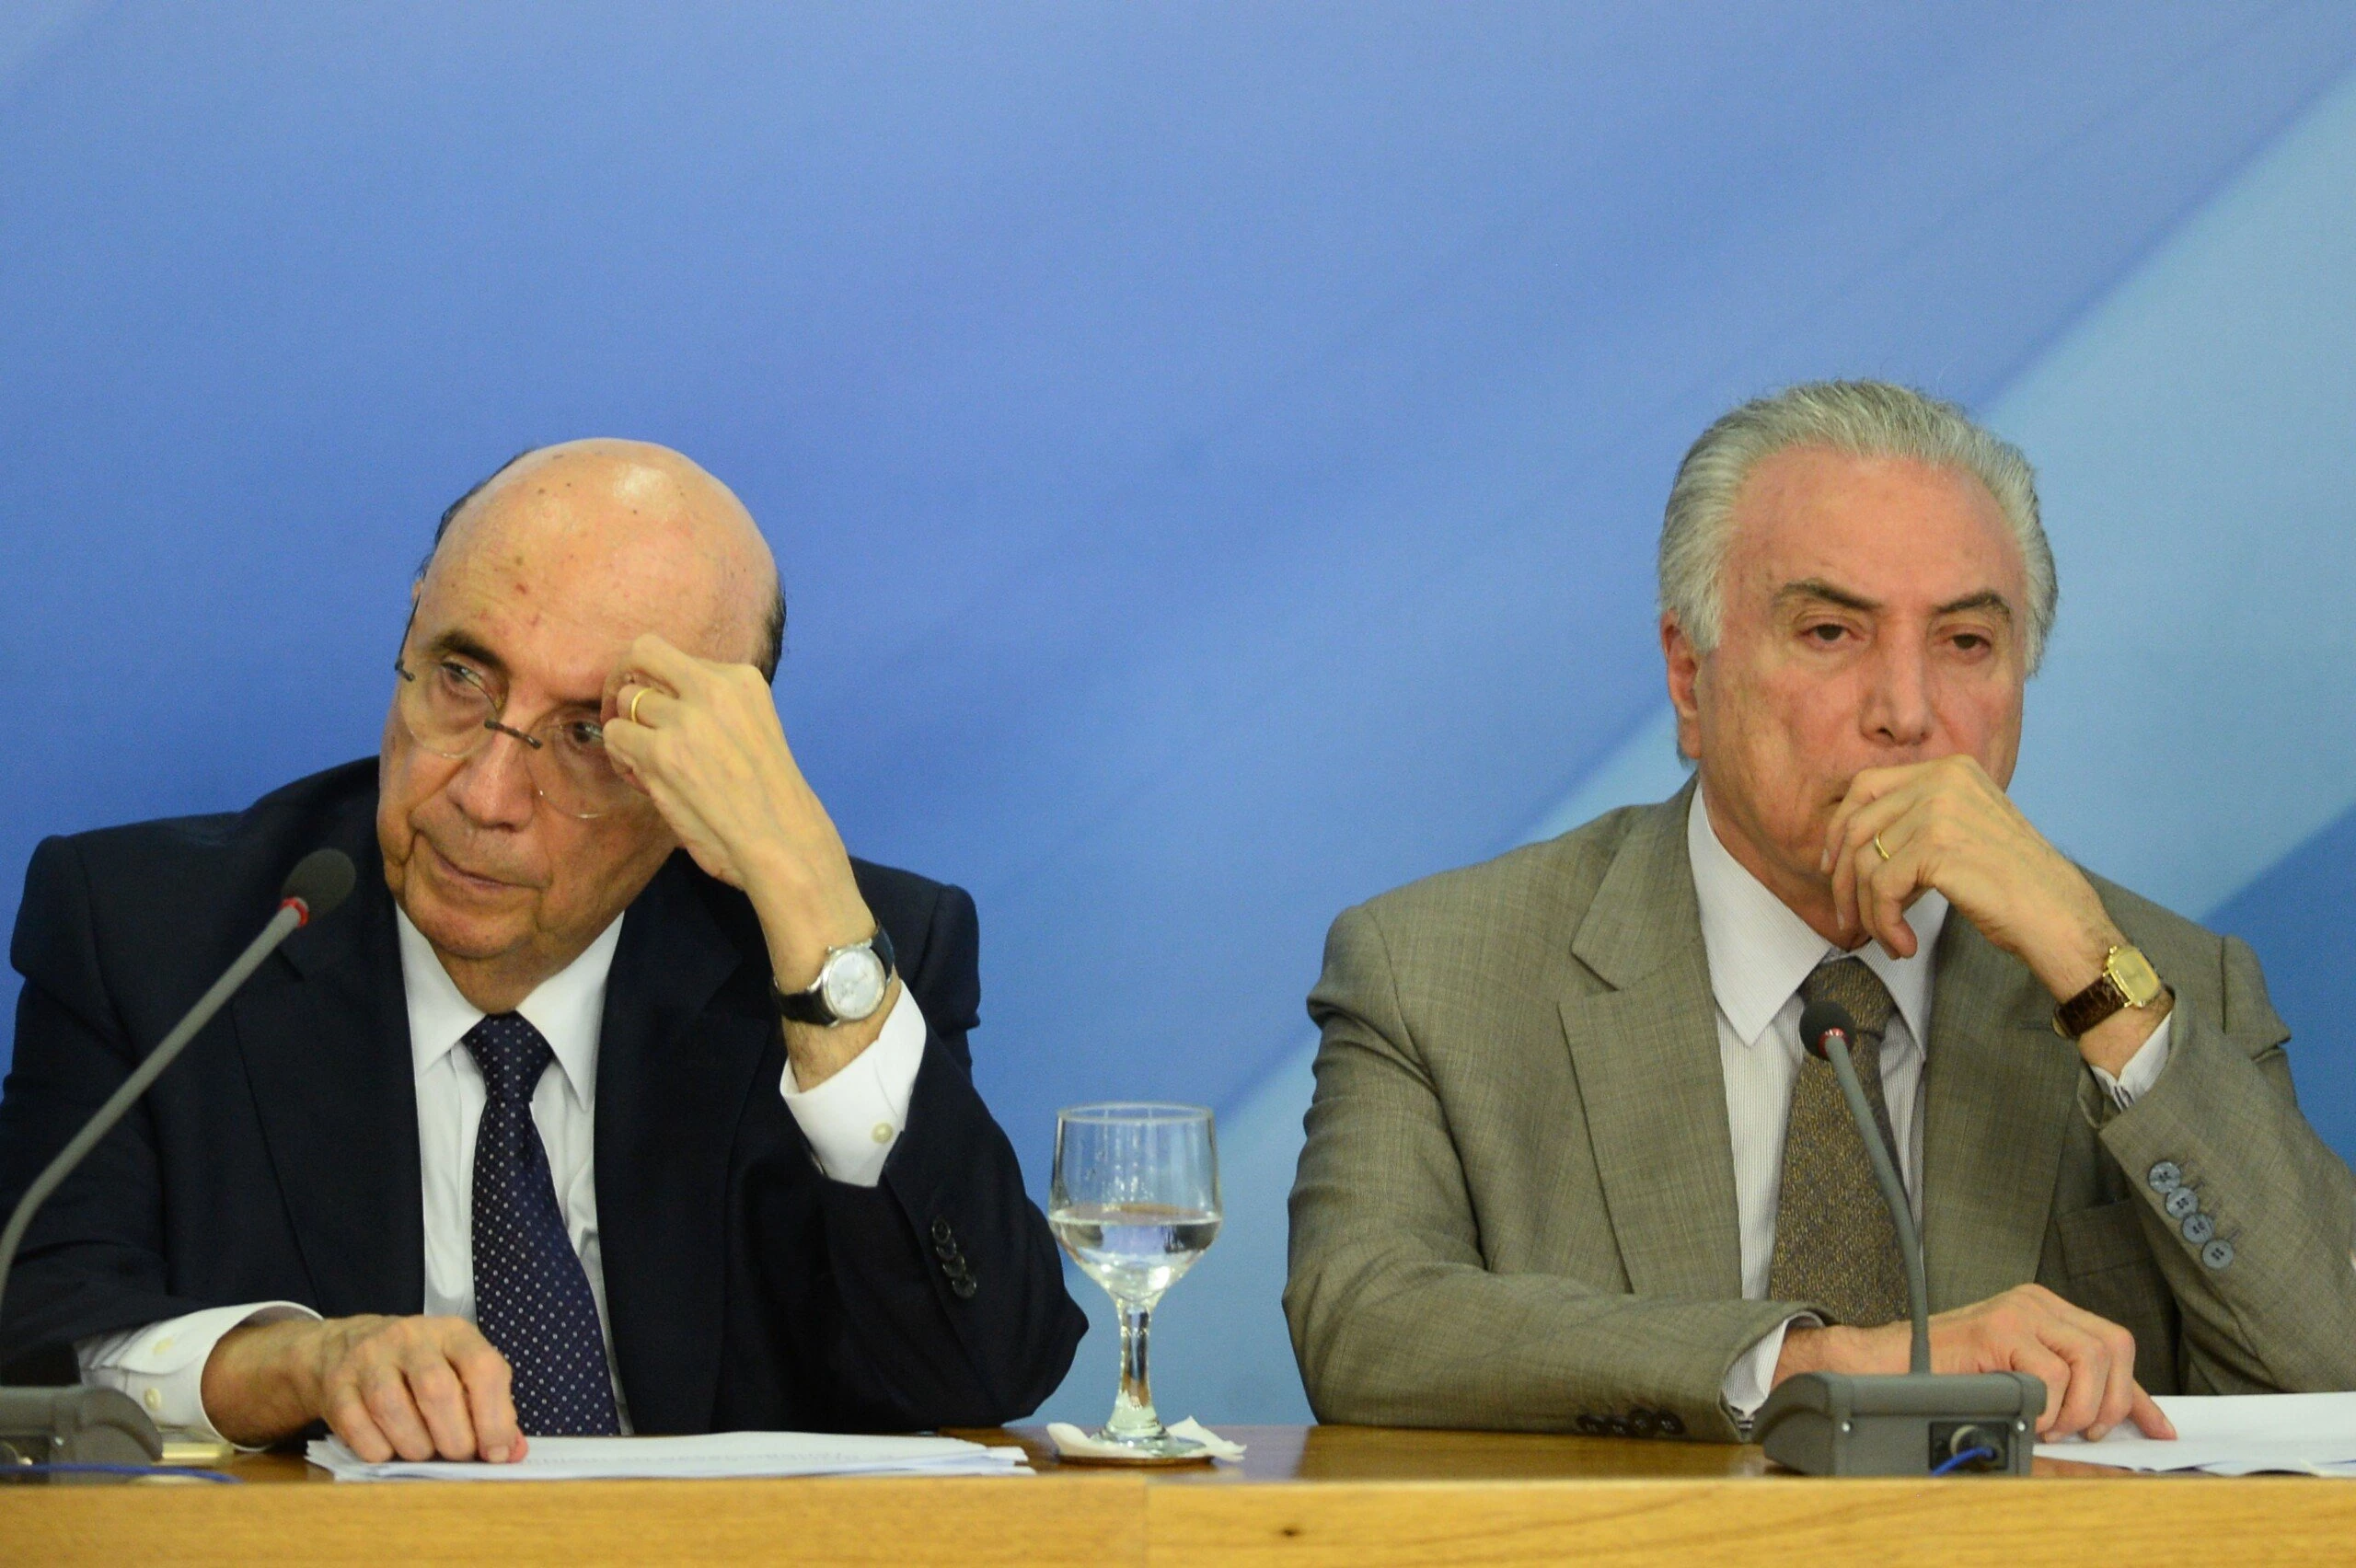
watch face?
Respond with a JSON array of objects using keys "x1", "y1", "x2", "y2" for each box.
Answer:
[
  {"x1": 2108, "y1": 947, "x2": 2164, "y2": 1008},
  {"x1": 820, "y1": 944, "x2": 888, "y2": 1022}
]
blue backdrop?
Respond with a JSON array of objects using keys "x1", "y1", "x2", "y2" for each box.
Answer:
[{"x1": 6, "y1": 2, "x2": 2355, "y2": 1425}]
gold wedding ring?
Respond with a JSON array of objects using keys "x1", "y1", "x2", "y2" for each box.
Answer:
[
  {"x1": 1873, "y1": 831, "x2": 1891, "y2": 862},
  {"x1": 629, "y1": 687, "x2": 650, "y2": 726}
]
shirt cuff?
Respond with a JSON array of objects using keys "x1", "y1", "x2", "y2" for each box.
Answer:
[
  {"x1": 2090, "y1": 1011, "x2": 2174, "y2": 1110},
  {"x1": 76, "y1": 1300, "x2": 321, "y2": 1447},
  {"x1": 1722, "y1": 1313, "x2": 1821, "y2": 1424},
  {"x1": 778, "y1": 984, "x2": 927, "y2": 1187}
]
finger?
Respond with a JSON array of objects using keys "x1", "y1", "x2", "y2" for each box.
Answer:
[
  {"x1": 325, "y1": 1385, "x2": 395, "y2": 1463},
  {"x1": 2127, "y1": 1382, "x2": 2175, "y2": 1440},
  {"x1": 595, "y1": 716, "x2": 657, "y2": 797},
  {"x1": 1829, "y1": 792, "x2": 1922, "y2": 940},
  {"x1": 1821, "y1": 766, "x2": 1917, "y2": 871},
  {"x1": 1855, "y1": 841, "x2": 1924, "y2": 960},
  {"x1": 611, "y1": 683, "x2": 682, "y2": 733},
  {"x1": 627, "y1": 632, "x2": 715, "y2": 693},
  {"x1": 2011, "y1": 1343, "x2": 2073, "y2": 1435},
  {"x1": 2082, "y1": 1349, "x2": 2136, "y2": 1442},
  {"x1": 448, "y1": 1333, "x2": 521, "y2": 1464},
  {"x1": 1824, "y1": 785, "x2": 1897, "y2": 875},
  {"x1": 404, "y1": 1352, "x2": 479, "y2": 1459},
  {"x1": 360, "y1": 1362, "x2": 439, "y2": 1461},
  {"x1": 2010, "y1": 1300, "x2": 2142, "y2": 1442},
  {"x1": 2038, "y1": 1326, "x2": 2111, "y2": 1439}
]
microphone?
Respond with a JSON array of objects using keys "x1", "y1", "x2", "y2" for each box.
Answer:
[
  {"x1": 0, "y1": 849, "x2": 356, "y2": 1481},
  {"x1": 1796, "y1": 997, "x2": 1932, "y2": 1378},
  {"x1": 1750, "y1": 993, "x2": 2046, "y2": 1476}
]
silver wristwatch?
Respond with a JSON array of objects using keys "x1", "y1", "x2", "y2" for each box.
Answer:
[{"x1": 772, "y1": 927, "x2": 896, "y2": 1027}]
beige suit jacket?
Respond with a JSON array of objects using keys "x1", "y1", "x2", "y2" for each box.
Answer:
[{"x1": 1287, "y1": 784, "x2": 2356, "y2": 1441}]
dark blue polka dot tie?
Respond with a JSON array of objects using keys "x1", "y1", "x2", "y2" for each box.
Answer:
[{"x1": 464, "y1": 1013, "x2": 620, "y2": 1437}]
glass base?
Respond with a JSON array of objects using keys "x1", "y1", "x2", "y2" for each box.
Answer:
[{"x1": 1068, "y1": 1430, "x2": 1209, "y2": 1466}]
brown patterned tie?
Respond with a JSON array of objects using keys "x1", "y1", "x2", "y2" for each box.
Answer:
[{"x1": 1766, "y1": 957, "x2": 1910, "y2": 1327}]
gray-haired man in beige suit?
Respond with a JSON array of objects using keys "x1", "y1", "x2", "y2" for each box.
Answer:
[{"x1": 1288, "y1": 381, "x2": 2356, "y2": 1446}]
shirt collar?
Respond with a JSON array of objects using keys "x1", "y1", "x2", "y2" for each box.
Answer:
[
  {"x1": 1685, "y1": 786, "x2": 1945, "y2": 1052},
  {"x1": 395, "y1": 904, "x2": 624, "y2": 1107}
]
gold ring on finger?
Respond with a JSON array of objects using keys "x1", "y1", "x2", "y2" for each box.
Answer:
[
  {"x1": 1874, "y1": 831, "x2": 1891, "y2": 862},
  {"x1": 629, "y1": 687, "x2": 650, "y2": 726}
]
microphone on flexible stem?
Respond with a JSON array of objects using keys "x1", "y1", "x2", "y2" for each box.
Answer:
[
  {"x1": 0, "y1": 849, "x2": 356, "y2": 1482},
  {"x1": 1749, "y1": 997, "x2": 2046, "y2": 1476},
  {"x1": 1800, "y1": 997, "x2": 1934, "y2": 1379}
]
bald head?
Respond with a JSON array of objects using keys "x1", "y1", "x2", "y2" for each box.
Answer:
[{"x1": 424, "y1": 440, "x2": 785, "y2": 679}]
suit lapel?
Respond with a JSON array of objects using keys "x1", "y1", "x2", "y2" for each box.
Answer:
[
  {"x1": 232, "y1": 823, "x2": 426, "y2": 1317},
  {"x1": 1919, "y1": 918, "x2": 2080, "y2": 1310},
  {"x1": 1559, "y1": 785, "x2": 1745, "y2": 1298},
  {"x1": 593, "y1": 855, "x2": 773, "y2": 1435}
]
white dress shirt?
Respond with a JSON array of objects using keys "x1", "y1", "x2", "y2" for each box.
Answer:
[
  {"x1": 1686, "y1": 788, "x2": 2173, "y2": 1420},
  {"x1": 76, "y1": 905, "x2": 929, "y2": 1443}
]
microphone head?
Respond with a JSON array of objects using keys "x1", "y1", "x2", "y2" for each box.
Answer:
[
  {"x1": 1798, "y1": 997, "x2": 1857, "y2": 1062},
  {"x1": 282, "y1": 848, "x2": 358, "y2": 925}
]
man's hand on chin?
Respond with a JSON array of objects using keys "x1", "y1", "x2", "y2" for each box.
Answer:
[
  {"x1": 1772, "y1": 1283, "x2": 2177, "y2": 1442},
  {"x1": 202, "y1": 1314, "x2": 526, "y2": 1462},
  {"x1": 1819, "y1": 755, "x2": 2172, "y2": 1076}
]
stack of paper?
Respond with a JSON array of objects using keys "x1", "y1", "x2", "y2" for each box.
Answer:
[
  {"x1": 2038, "y1": 1392, "x2": 2356, "y2": 1475},
  {"x1": 306, "y1": 1430, "x2": 1032, "y2": 1482}
]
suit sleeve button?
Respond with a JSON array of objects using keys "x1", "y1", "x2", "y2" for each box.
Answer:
[
  {"x1": 2182, "y1": 1213, "x2": 2215, "y2": 1244},
  {"x1": 2148, "y1": 1160, "x2": 2183, "y2": 1193},
  {"x1": 1630, "y1": 1410, "x2": 1660, "y2": 1438},
  {"x1": 931, "y1": 1217, "x2": 954, "y2": 1244},
  {"x1": 2202, "y1": 1239, "x2": 2235, "y2": 1270},
  {"x1": 949, "y1": 1275, "x2": 979, "y2": 1300},
  {"x1": 1575, "y1": 1414, "x2": 1606, "y2": 1435},
  {"x1": 1659, "y1": 1410, "x2": 1686, "y2": 1437},
  {"x1": 2165, "y1": 1187, "x2": 2198, "y2": 1219},
  {"x1": 1605, "y1": 1415, "x2": 1632, "y2": 1437}
]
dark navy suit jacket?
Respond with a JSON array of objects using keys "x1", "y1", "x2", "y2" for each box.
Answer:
[{"x1": 0, "y1": 760, "x2": 1084, "y2": 1432}]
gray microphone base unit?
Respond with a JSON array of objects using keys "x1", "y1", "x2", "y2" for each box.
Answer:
[
  {"x1": 1752, "y1": 1369, "x2": 2045, "y2": 1475},
  {"x1": 1761, "y1": 997, "x2": 2049, "y2": 1477},
  {"x1": 0, "y1": 1387, "x2": 163, "y2": 1480}
]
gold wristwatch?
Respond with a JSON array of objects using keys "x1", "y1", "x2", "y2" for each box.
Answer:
[{"x1": 2051, "y1": 944, "x2": 2165, "y2": 1039}]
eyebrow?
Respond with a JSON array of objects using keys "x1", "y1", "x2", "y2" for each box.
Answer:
[
  {"x1": 426, "y1": 628, "x2": 511, "y2": 680},
  {"x1": 1774, "y1": 579, "x2": 2015, "y2": 621},
  {"x1": 427, "y1": 629, "x2": 607, "y2": 712},
  {"x1": 1933, "y1": 589, "x2": 2015, "y2": 622},
  {"x1": 1775, "y1": 578, "x2": 1878, "y2": 614}
]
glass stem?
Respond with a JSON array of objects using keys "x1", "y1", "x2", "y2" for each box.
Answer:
[{"x1": 1103, "y1": 1301, "x2": 1164, "y2": 1440}]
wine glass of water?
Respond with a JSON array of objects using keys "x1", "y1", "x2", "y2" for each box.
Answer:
[{"x1": 1049, "y1": 1103, "x2": 1221, "y2": 1458}]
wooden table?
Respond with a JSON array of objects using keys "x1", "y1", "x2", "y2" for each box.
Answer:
[{"x1": 7, "y1": 1424, "x2": 2356, "y2": 1565}]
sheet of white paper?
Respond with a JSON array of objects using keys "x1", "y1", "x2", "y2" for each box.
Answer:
[
  {"x1": 2036, "y1": 1392, "x2": 2356, "y2": 1473},
  {"x1": 306, "y1": 1430, "x2": 1033, "y2": 1482}
]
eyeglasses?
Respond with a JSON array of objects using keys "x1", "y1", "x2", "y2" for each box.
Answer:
[{"x1": 392, "y1": 650, "x2": 638, "y2": 822}]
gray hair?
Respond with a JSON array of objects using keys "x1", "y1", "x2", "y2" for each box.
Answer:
[{"x1": 1657, "y1": 380, "x2": 2056, "y2": 672}]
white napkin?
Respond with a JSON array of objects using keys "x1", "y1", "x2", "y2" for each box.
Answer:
[{"x1": 1045, "y1": 1418, "x2": 1244, "y2": 1463}]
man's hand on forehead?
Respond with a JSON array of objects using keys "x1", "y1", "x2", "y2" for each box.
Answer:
[{"x1": 599, "y1": 633, "x2": 892, "y2": 1088}]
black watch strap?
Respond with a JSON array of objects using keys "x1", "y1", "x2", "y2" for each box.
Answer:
[{"x1": 773, "y1": 925, "x2": 896, "y2": 1027}]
